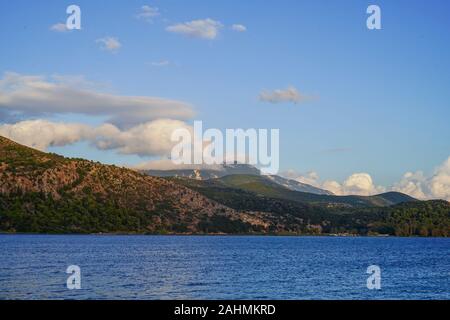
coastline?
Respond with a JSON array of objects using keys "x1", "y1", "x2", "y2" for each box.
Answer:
[{"x1": 2, "y1": 232, "x2": 448, "y2": 238}]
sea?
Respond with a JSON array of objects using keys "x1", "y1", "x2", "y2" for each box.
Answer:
[{"x1": 0, "y1": 235, "x2": 448, "y2": 300}]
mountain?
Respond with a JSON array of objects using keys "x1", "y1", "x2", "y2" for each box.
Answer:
[
  {"x1": 143, "y1": 163, "x2": 334, "y2": 195},
  {"x1": 266, "y1": 175, "x2": 334, "y2": 195},
  {"x1": 194, "y1": 174, "x2": 416, "y2": 208},
  {"x1": 172, "y1": 175, "x2": 449, "y2": 236},
  {"x1": 0, "y1": 136, "x2": 266, "y2": 234},
  {"x1": 1, "y1": 135, "x2": 448, "y2": 236},
  {"x1": 142, "y1": 163, "x2": 260, "y2": 180}
]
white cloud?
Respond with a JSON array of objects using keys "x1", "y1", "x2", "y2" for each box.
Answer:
[
  {"x1": 393, "y1": 158, "x2": 450, "y2": 201},
  {"x1": 94, "y1": 119, "x2": 192, "y2": 156},
  {"x1": 96, "y1": 37, "x2": 121, "y2": 53},
  {"x1": 150, "y1": 60, "x2": 170, "y2": 67},
  {"x1": 338, "y1": 173, "x2": 386, "y2": 196},
  {"x1": 133, "y1": 159, "x2": 226, "y2": 171},
  {"x1": 231, "y1": 24, "x2": 247, "y2": 32},
  {"x1": 321, "y1": 180, "x2": 343, "y2": 195},
  {"x1": 0, "y1": 119, "x2": 91, "y2": 151},
  {"x1": 133, "y1": 152, "x2": 252, "y2": 171},
  {"x1": 281, "y1": 171, "x2": 385, "y2": 196},
  {"x1": 0, "y1": 118, "x2": 256, "y2": 168},
  {"x1": 50, "y1": 23, "x2": 68, "y2": 32},
  {"x1": 166, "y1": 18, "x2": 223, "y2": 40},
  {"x1": 0, "y1": 72, "x2": 194, "y2": 127},
  {"x1": 282, "y1": 157, "x2": 450, "y2": 201},
  {"x1": 136, "y1": 5, "x2": 160, "y2": 21},
  {"x1": 2, "y1": 114, "x2": 449, "y2": 201},
  {"x1": 429, "y1": 157, "x2": 450, "y2": 200},
  {"x1": 392, "y1": 171, "x2": 428, "y2": 199},
  {"x1": 281, "y1": 170, "x2": 321, "y2": 187},
  {"x1": 0, "y1": 119, "x2": 192, "y2": 157},
  {"x1": 332, "y1": 173, "x2": 385, "y2": 196},
  {"x1": 259, "y1": 86, "x2": 310, "y2": 104}
]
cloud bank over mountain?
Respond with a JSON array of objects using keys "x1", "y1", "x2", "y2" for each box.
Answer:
[
  {"x1": 281, "y1": 159, "x2": 450, "y2": 201},
  {"x1": 0, "y1": 71, "x2": 448, "y2": 201},
  {"x1": 0, "y1": 119, "x2": 192, "y2": 157}
]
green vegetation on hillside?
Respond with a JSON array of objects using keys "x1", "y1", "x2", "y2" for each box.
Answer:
[
  {"x1": 0, "y1": 136, "x2": 256, "y2": 235},
  {"x1": 0, "y1": 135, "x2": 449, "y2": 236},
  {"x1": 384, "y1": 201, "x2": 450, "y2": 237},
  {"x1": 174, "y1": 177, "x2": 450, "y2": 236},
  {"x1": 214, "y1": 174, "x2": 416, "y2": 207},
  {"x1": 0, "y1": 190, "x2": 261, "y2": 234}
]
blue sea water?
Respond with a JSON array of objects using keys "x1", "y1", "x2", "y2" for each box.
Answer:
[{"x1": 0, "y1": 235, "x2": 448, "y2": 300}]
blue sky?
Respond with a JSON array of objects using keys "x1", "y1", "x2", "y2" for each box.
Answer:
[{"x1": 0, "y1": 0, "x2": 449, "y2": 197}]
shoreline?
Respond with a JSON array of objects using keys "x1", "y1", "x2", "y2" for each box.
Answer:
[{"x1": 0, "y1": 232, "x2": 447, "y2": 238}]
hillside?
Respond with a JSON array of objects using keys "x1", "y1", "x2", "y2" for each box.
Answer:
[
  {"x1": 0, "y1": 136, "x2": 448, "y2": 236},
  {"x1": 142, "y1": 163, "x2": 333, "y2": 195},
  {"x1": 143, "y1": 163, "x2": 261, "y2": 180},
  {"x1": 173, "y1": 176, "x2": 449, "y2": 236},
  {"x1": 0, "y1": 136, "x2": 267, "y2": 234},
  {"x1": 191, "y1": 174, "x2": 416, "y2": 208},
  {"x1": 266, "y1": 174, "x2": 334, "y2": 195}
]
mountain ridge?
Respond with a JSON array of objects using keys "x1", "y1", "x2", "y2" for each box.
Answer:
[
  {"x1": 0, "y1": 135, "x2": 268, "y2": 234},
  {"x1": 142, "y1": 163, "x2": 334, "y2": 195},
  {"x1": 189, "y1": 174, "x2": 416, "y2": 208},
  {"x1": 0, "y1": 135, "x2": 448, "y2": 236}
]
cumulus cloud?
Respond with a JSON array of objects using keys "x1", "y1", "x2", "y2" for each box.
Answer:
[
  {"x1": 259, "y1": 86, "x2": 311, "y2": 104},
  {"x1": 280, "y1": 170, "x2": 384, "y2": 196},
  {"x1": 0, "y1": 119, "x2": 192, "y2": 157},
  {"x1": 93, "y1": 119, "x2": 192, "y2": 156},
  {"x1": 150, "y1": 60, "x2": 170, "y2": 67},
  {"x1": 133, "y1": 159, "x2": 226, "y2": 171},
  {"x1": 133, "y1": 152, "x2": 252, "y2": 171},
  {"x1": 0, "y1": 118, "x2": 259, "y2": 169},
  {"x1": 282, "y1": 157, "x2": 450, "y2": 200},
  {"x1": 0, "y1": 72, "x2": 194, "y2": 127},
  {"x1": 429, "y1": 157, "x2": 450, "y2": 200},
  {"x1": 0, "y1": 119, "x2": 91, "y2": 151},
  {"x1": 281, "y1": 170, "x2": 321, "y2": 187},
  {"x1": 50, "y1": 23, "x2": 69, "y2": 32},
  {"x1": 321, "y1": 180, "x2": 343, "y2": 195},
  {"x1": 96, "y1": 37, "x2": 121, "y2": 53},
  {"x1": 136, "y1": 5, "x2": 160, "y2": 21},
  {"x1": 338, "y1": 173, "x2": 386, "y2": 196},
  {"x1": 392, "y1": 171, "x2": 428, "y2": 199},
  {"x1": 392, "y1": 158, "x2": 450, "y2": 201},
  {"x1": 166, "y1": 18, "x2": 223, "y2": 39},
  {"x1": 231, "y1": 24, "x2": 247, "y2": 32}
]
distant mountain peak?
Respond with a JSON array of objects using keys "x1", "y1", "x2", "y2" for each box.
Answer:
[
  {"x1": 141, "y1": 163, "x2": 334, "y2": 195},
  {"x1": 2, "y1": 135, "x2": 446, "y2": 237},
  {"x1": 266, "y1": 175, "x2": 334, "y2": 195}
]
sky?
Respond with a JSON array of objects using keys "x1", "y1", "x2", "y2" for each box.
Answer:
[{"x1": 0, "y1": 0, "x2": 449, "y2": 199}]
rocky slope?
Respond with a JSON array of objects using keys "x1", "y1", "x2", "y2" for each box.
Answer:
[
  {"x1": 142, "y1": 163, "x2": 334, "y2": 195},
  {"x1": 0, "y1": 136, "x2": 268, "y2": 233},
  {"x1": 1, "y1": 135, "x2": 448, "y2": 236}
]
